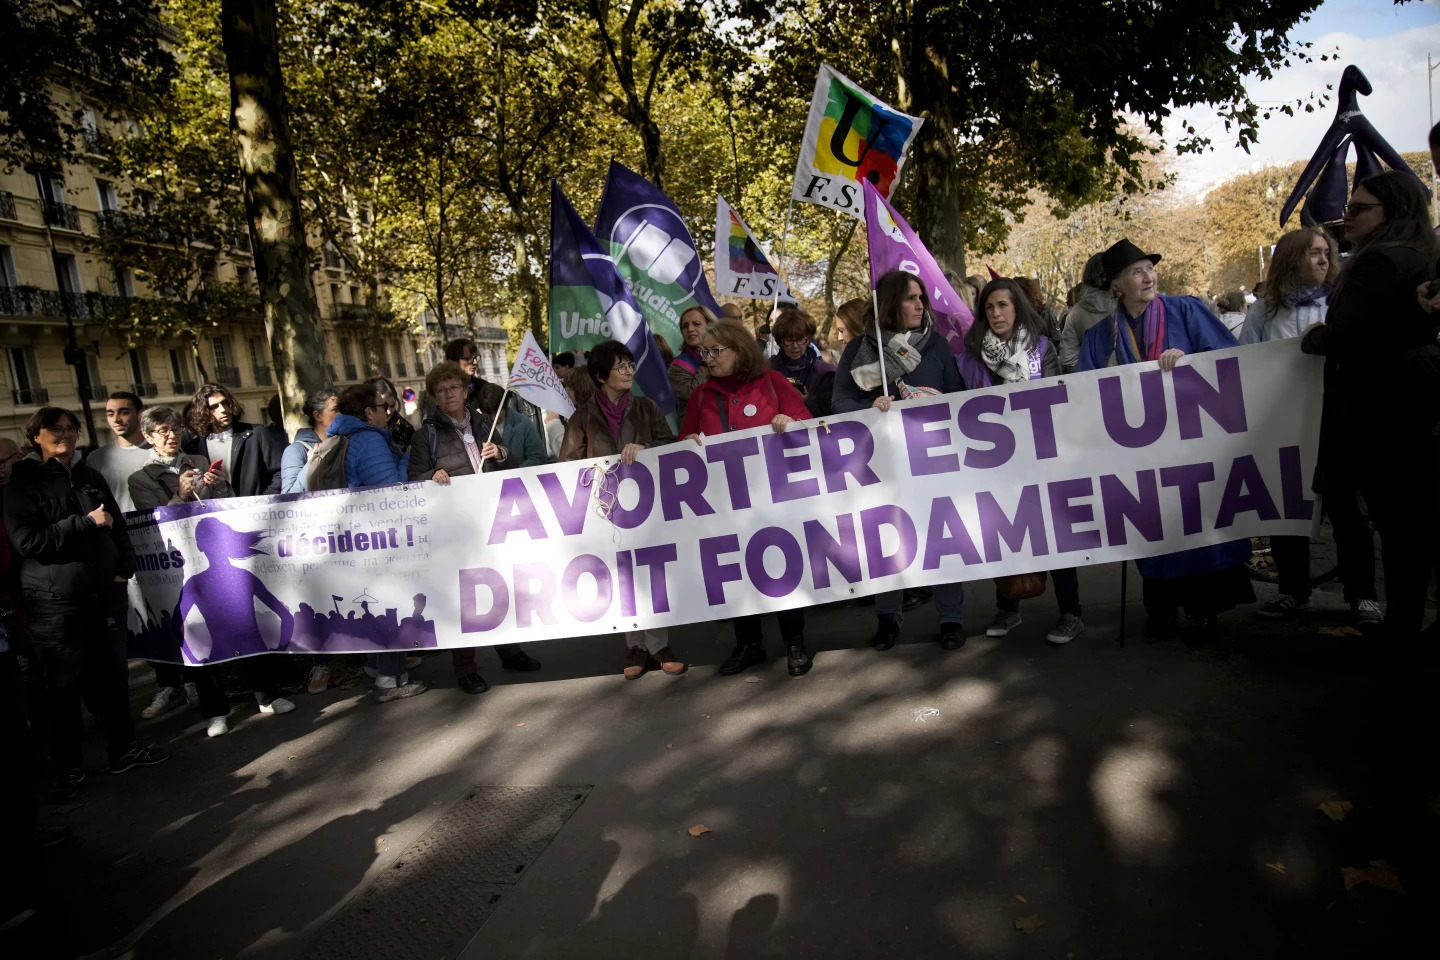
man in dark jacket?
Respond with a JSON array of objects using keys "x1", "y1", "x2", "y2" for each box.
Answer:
[
  {"x1": 181, "y1": 383, "x2": 297, "y2": 716},
  {"x1": 409, "y1": 361, "x2": 541, "y2": 693},
  {"x1": 182, "y1": 382, "x2": 288, "y2": 498},
  {"x1": 3, "y1": 407, "x2": 169, "y2": 802}
]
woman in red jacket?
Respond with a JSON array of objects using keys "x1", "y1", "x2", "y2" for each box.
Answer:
[{"x1": 680, "y1": 319, "x2": 815, "y2": 676}]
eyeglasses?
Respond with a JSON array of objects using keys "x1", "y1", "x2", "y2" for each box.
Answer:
[
  {"x1": 457, "y1": 353, "x2": 478, "y2": 362},
  {"x1": 612, "y1": 361, "x2": 635, "y2": 373},
  {"x1": 779, "y1": 337, "x2": 809, "y2": 347},
  {"x1": 699, "y1": 346, "x2": 731, "y2": 360},
  {"x1": 1344, "y1": 201, "x2": 1383, "y2": 217},
  {"x1": 148, "y1": 425, "x2": 179, "y2": 437},
  {"x1": 43, "y1": 424, "x2": 80, "y2": 437}
]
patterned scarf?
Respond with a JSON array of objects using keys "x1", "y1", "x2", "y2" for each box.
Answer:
[
  {"x1": 849, "y1": 316, "x2": 933, "y2": 392},
  {"x1": 1114, "y1": 295, "x2": 1166, "y2": 364},
  {"x1": 445, "y1": 409, "x2": 484, "y2": 474},
  {"x1": 979, "y1": 327, "x2": 1041, "y2": 384}
]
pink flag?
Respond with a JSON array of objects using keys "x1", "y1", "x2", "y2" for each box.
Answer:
[{"x1": 861, "y1": 180, "x2": 974, "y2": 354}]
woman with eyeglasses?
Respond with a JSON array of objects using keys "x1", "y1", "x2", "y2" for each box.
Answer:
[
  {"x1": 769, "y1": 307, "x2": 836, "y2": 417},
  {"x1": 1237, "y1": 228, "x2": 1379, "y2": 625},
  {"x1": 5, "y1": 406, "x2": 170, "y2": 796},
  {"x1": 364, "y1": 375, "x2": 415, "y2": 453},
  {"x1": 1078, "y1": 239, "x2": 1252, "y2": 636},
  {"x1": 668, "y1": 305, "x2": 716, "y2": 422},
  {"x1": 1301, "y1": 171, "x2": 1440, "y2": 641},
  {"x1": 559, "y1": 340, "x2": 687, "y2": 679},
  {"x1": 679, "y1": 318, "x2": 815, "y2": 676},
  {"x1": 325, "y1": 383, "x2": 411, "y2": 488},
  {"x1": 831, "y1": 270, "x2": 967, "y2": 653}
]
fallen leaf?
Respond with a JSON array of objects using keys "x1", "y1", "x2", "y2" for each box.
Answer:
[
  {"x1": 1341, "y1": 860, "x2": 1404, "y2": 894},
  {"x1": 743, "y1": 676, "x2": 761, "y2": 683},
  {"x1": 666, "y1": 744, "x2": 673, "y2": 749},
  {"x1": 1265, "y1": 862, "x2": 1287, "y2": 875},
  {"x1": 1318, "y1": 626, "x2": 1362, "y2": 637},
  {"x1": 1015, "y1": 895, "x2": 1028, "y2": 903},
  {"x1": 1014, "y1": 915, "x2": 1043, "y2": 934},
  {"x1": 688, "y1": 824, "x2": 711, "y2": 837},
  {"x1": 1317, "y1": 800, "x2": 1353, "y2": 822},
  {"x1": 288, "y1": 755, "x2": 297, "y2": 759},
  {"x1": 516, "y1": 723, "x2": 525, "y2": 727}
]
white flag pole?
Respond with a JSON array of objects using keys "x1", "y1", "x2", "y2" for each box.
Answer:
[
  {"x1": 872, "y1": 288, "x2": 889, "y2": 399},
  {"x1": 483, "y1": 387, "x2": 510, "y2": 450},
  {"x1": 770, "y1": 197, "x2": 795, "y2": 321}
]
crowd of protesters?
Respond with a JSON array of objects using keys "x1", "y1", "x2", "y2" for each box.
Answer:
[{"x1": 2, "y1": 156, "x2": 1438, "y2": 880}]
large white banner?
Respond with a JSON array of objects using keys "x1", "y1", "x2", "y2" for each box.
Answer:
[{"x1": 126, "y1": 342, "x2": 1321, "y2": 665}]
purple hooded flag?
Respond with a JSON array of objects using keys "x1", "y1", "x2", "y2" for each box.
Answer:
[
  {"x1": 862, "y1": 179, "x2": 974, "y2": 353},
  {"x1": 548, "y1": 180, "x2": 676, "y2": 412}
]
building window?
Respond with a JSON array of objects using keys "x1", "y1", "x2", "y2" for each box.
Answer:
[
  {"x1": 128, "y1": 348, "x2": 154, "y2": 396},
  {"x1": 0, "y1": 245, "x2": 16, "y2": 287},
  {"x1": 323, "y1": 241, "x2": 341, "y2": 270},
  {"x1": 236, "y1": 266, "x2": 253, "y2": 288},
  {"x1": 115, "y1": 266, "x2": 135, "y2": 298},
  {"x1": 211, "y1": 335, "x2": 240, "y2": 386},
  {"x1": 53, "y1": 253, "x2": 80, "y2": 294},
  {"x1": 84, "y1": 351, "x2": 104, "y2": 399},
  {"x1": 169, "y1": 347, "x2": 193, "y2": 395},
  {"x1": 95, "y1": 178, "x2": 119, "y2": 213},
  {"x1": 349, "y1": 284, "x2": 360, "y2": 305},
  {"x1": 8, "y1": 346, "x2": 45, "y2": 404}
]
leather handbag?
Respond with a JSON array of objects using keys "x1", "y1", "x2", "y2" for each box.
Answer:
[{"x1": 994, "y1": 571, "x2": 1048, "y2": 601}]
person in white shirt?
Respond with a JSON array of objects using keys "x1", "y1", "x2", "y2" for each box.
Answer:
[{"x1": 84, "y1": 392, "x2": 151, "y2": 514}]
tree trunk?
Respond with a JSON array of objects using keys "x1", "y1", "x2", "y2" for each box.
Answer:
[
  {"x1": 220, "y1": 0, "x2": 329, "y2": 431},
  {"x1": 908, "y1": 106, "x2": 966, "y2": 279},
  {"x1": 821, "y1": 219, "x2": 858, "y2": 340}
]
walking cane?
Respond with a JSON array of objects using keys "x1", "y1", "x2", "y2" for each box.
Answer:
[{"x1": 1117, "y1": 562, "x2": 1128, "y2": 648}]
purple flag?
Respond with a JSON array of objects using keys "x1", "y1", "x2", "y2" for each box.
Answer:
[
  {"x1": 549, "y1": 180, "x2": 675, "y2": 412},
  {"x1": 862, "y1": 179, "x2": 974, "y2": 353}
]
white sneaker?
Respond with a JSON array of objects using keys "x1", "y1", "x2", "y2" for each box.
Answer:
[
  {"x1": 206, "y1": 716, "x2": 229, "y2": 738},
  {"x1": 141, "y1": 687, "x2": 182, "y2": 719},
  {"x1": 1045, "y1": 614, "x2": 1085, "y2": 645},
  {"x1": 307, "y1": 665, "x2": 330, "y2": 694},
  {"x1": 183, "y1": 682, "x2": 199, "y2": 708},
  {"x1": 258, "y1": 697, "x2": 295, "y2": 716},
  {"x1": 1352, "y1": 599, "x2": 1382, "y2": 625}
]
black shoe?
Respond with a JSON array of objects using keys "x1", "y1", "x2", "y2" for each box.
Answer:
[
  {"x1": 457, "y1": 672, "x2": 490, "y2": 694},
  {"x1": 785, "y1": 637, "x2": 813, "y2": 676},
  {"x1": 871, "y1": 617, "x2": 901, "y2": 651},
  {"x1": 939, "y1": 622, "x2": 967, "y2": 650},
  {"x1": 33, "y1": 825, "x2": 72, "y2": 849},
  {"x1": 718, "y1": 642, "x2": 766, "y2": 675},
  {"x1": 854, "y1": 595, "x2": 875, "y2": 607},
  {"x1": 47, "y1": 769, "x2": 83, "y2": 804},
  {"x1": 499, "y1": 650, "x2": 542, "y2": 672},
  {"x1": 901, "y1": 587, "x2": 932, "y2": 612}
]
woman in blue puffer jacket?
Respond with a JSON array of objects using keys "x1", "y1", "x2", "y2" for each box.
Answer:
[
  {"x1": 326, "y1": 383, "x2": 410, "y2": 488},
  {"x1": 324, "y1": 384, "x2": 424, "y2": 703}
]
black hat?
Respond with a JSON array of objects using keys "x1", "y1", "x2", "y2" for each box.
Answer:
[{"x1": 1100, "y1": 239, "x2": 1161, "y2": 285}]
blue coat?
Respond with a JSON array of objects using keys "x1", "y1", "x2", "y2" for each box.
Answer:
[
  {"x1": 280, "y1": 427, "x2": 320, "y2": 494},
  {"x1": 1078, "y1": 295, "x2": 1249, "y2": 580},
  {"x1": 326, "y1": 414, "x2": 408, "y2": 488},
  {"x1": 500, "y1": 413, "x2": 547, "y2": 468}
]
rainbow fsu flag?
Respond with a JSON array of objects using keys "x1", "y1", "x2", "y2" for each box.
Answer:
[
  {"x1": 713, "y1": 195, "x2": 792, "y2": 301},
  {"x1": 791, "y1": 64, "x2": 924, "y2": 220}
]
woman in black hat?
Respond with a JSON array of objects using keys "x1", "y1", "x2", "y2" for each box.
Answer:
[{"x1": 1078, "y1": 239, "x2": 1252, "y2": 635}]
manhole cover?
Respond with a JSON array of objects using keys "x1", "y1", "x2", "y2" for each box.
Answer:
[{"x1": 300, "y1": 785, "x2": 591, "y2": 960}]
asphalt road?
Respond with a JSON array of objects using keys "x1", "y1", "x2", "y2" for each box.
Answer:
[{"x1": 5, "y1": 557, "x2": 1436, "y2": 960}]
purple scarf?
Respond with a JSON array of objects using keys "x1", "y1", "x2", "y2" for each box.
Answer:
[
  {"x1": 595, "y1": 390, "x2": 631, "y2": 443},
  {"x1": 1118, "y1": 295, "x2": 1167, "y2": 362}
]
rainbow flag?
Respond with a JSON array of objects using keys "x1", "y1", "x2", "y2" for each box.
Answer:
[
  {"x1": 792, "y1": 64, "x2": 923, "y2": 220},
  {"x1": 713, "y1": 195, "x2": 792, "y2": 301}
]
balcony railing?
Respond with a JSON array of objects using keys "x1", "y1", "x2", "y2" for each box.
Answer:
[
  {"x1": 252, "y1": 364, "x2": 272, "y2": 386},
  {"x1": 171, "y1": 379, "x2": 196, "y2": 396},
  {"x1": 85, "y1": 384, "x2": 109, "y2": 402},
  {"x1": 0, "y1": 190, "x2": 15, "y2": 220},
  {"x1": 99, "y1": 210, "x2": 186, "y2": 246},
  {"x1": 43, "y1": 201, "x2": 81, "y2": 231},
  {"x1": 475, "y1": 326, "x2": 507, "y2": 342},
  {"x1": 131, "y1": 382, "x2": 159, "y2": 398},
  {"x1": 331, "y1": 302, "x2": 368, "y2": 322},
  {"x1": 12, "y1": 388, "x2": 49, "y2": 406},
  {"x1": 0, "y1": 286, "x2": 128, "y2": 321},
  {"x1": 343, "y1": 363, "x2": 358, "y2": 381},
  {"x1": 214, "y1": 365, "x2": 242, "y2": 388}
]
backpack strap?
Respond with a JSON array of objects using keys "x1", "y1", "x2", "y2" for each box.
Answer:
[
  {"x1": 425, "y1": 422, "x2": 438, "y2": 469},
  {"x1": 714, "y1": 390, "x2": 732, "y2": 433}
]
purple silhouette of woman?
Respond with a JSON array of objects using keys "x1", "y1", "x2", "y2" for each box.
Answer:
[{"x1": 177, "y1": 517, "x2": 295, "y2": 663}]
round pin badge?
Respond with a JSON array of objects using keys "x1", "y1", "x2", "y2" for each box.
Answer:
[{"x1": 743, "y1": 404, "x2": 758, "y2": 417}]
